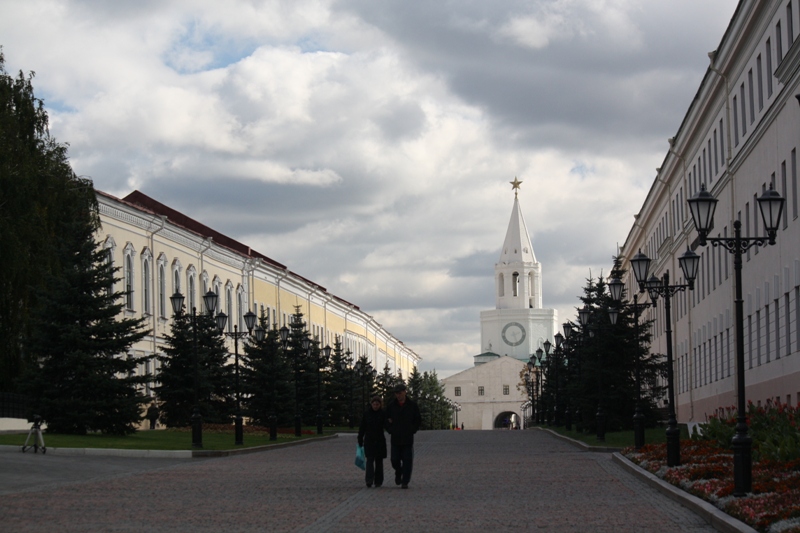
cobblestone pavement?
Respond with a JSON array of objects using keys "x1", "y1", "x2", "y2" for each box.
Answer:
[{"x1": 0, "y1": 430, "x2": 716, "y2": 532}]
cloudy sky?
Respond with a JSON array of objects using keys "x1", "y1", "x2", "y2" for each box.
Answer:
[{"x1": 2, "y1": 0, "x2": 738, "y2": 377}]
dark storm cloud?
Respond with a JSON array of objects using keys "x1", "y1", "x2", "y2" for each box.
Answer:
[{"x1": 335, "y1": 0, "x2": 731, "y2": 152}]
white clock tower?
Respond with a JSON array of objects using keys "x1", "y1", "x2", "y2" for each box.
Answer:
[{"x1": 478, "y1": 178, "x2": 558, "y2": 363}]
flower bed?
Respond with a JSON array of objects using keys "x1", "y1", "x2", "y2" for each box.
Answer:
[{"x1": 624, "y1": 402, "x2": 800, "y2": 532}]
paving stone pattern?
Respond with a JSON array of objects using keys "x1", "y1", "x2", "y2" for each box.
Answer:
[{"x1": 0, "y1": 430, "x2": 716, "y2": 532}]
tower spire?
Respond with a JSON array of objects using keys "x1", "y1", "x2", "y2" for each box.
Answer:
[{"x1": 499, "y1": 178, "x2": 535, "y2": 264}]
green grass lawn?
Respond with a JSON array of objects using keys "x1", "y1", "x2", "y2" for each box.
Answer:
[
  {"x1": 538, "y1": 424, "x2": 690, "y2": 448},
  {"x1": 0, "y1": 428, "x2": 339, "y2": 451}
]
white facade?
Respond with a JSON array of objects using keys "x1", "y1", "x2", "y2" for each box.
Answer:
[
  {"x1": 480, "y1": 184, "x2": 558, "y2": 361},
  {"x1": 618, "y1": 0, "x2": 800, "y2": 423},
  {"x1": 442, "y1": 356, "x2": 528, "y2": 430}
]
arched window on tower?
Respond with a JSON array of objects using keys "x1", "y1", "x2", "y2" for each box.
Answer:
[
  {"x1": 512, "y1": 272, "x2": 520, "y2": 297},
  {"x1": 498, "y1": 273, "x2": 505, "y2": 297},
  {"x1": 528, "y1": 272, "x2": 535, "y2": 308}
]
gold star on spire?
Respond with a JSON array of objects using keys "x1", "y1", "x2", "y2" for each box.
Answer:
[{"x1": 510, "y1": 177, "x2": 522, "y2": 196}]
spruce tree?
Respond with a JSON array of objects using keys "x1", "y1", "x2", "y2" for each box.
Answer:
[
  {"x1": 21, "y1": 186, "x2": 150, "y2": 435},
  {"x1": 376, "y1": 362, "x2": 396, "y2": 406},
  {"x1": 559, "y1": 267, "x2": 663, "y2": 433},
  {"x1": 324, "y1": 336, "x2": 350, "y2": 426},
  {"x1": 241, "y1": 315, "x2": 293, "y2": 427},
  {"x1": 156, "y1": 307, "x2": 233, "y2": 426},
  {"x1": 406, "y1": 366, "x2": 422, "y2": 401}
]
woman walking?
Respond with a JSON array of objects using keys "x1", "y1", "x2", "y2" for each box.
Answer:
[{"x1": 358, "y1": 395, "x2": 387, "y2": 488}]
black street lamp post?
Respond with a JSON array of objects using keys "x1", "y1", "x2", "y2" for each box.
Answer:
[
  {"x1": 215, "y1": 310, "x2": 257, "y2": 446},
  {"x1": 630, "y1": 247, "x2": 700, "y2": 467},
  {"x1": 608, "y1": 278, "x2": 651, "y2": 450},
  {"x1": 555, "y1": 332, "x2": 567, "y2": 429},
  {"x1": 340, "y1": 353, "x2": 355, "y2": 428},
  {"x1": 252, "y1": 323, "x2": 278, "y2": 441},
  {"x1": 299, "y1": 335, "x2": 312, "y2": 437},
  {"x1": 578, "y1": 305, "x2": 606, "y2": 441},
  {"x1": 543, "y1": 336, "x2": 564, "y2": 426},
  {"x1": 316, "y1": 344, "x2": 331, "y2": 435},
  {"x1": 562, "y1": 321, "x2": 581, "y2": 428},
  {"x1": 688, "y1": 183, "x2": 785, "y2": 496},
  {"x1": 271, "y1": 324, "x2": 290, "y2": 439},
  {"x1": 532, "y1": 348, "x2": 545, "y2": 424},
  {"x1": 354, "y1": 361, "x2": 364, "y2": 412},
  {"x1": 524, "y1": 372, "x2": 534, "y2": 428},
  {"x1": 170, "y1": 290, "x2": 219, "y2": 449}
]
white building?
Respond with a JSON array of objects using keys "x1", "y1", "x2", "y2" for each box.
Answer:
[
  {"x1": 442, "y1": 356, "x2": 528, "y2": 430},
  {"x1": 442, "y1": 180, "x2": 554, "y2": 429},
  {"x1": 479, "y1": 179, "x2": 558, "y2": 364},
  {"x1": 617, "y1": 0, "x2": 800, "y2": 424}
]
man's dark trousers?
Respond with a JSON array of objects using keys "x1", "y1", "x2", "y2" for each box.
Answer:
[{"x1": 392, "y1": 443, "x2": 413, "y2": 485}]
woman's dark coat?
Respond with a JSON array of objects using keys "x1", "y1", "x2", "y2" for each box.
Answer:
[{"x1": 358, "y1": 407, "x2": 387, "y2": 459}]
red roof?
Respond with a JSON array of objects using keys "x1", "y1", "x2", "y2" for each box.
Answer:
[{"x1": 98, "y1": 189, "x2": 359, "y2": 311}]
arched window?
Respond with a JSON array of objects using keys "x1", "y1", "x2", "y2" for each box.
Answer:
[
  {"x1": 142, "y1": 257, "x2": 151, "y2": 315},
  {"x1": 237, "y1": 289, "x2": 244, "y2": 330},
  {"x1": 512, "y1": 272, "x2": 519, "y2": 297},
  {"x1": 171, "y1": 259, "x2": 182, "y2": 299},
  {"x1": 498, "y1": 273, "x2": 505, "y2": 297},
  {"x1": 201, "y1": 272, "x2": 209, "y2": 313},
  {"x1": 186, "y1": 267, "x2": 197, "y2": 311},
  {"x1": 213, "y1": 277, "x2": 222, "y2": 314},
  {"x1": 226, "y1": 285, "x2": 233, "y2": 332},
  {"x1": 103, "y1": 237, "x2": 116, "y2": 295},
  {"x1": 124, "y1": 243, "x2": 135, "y2": 311},
  {"x1": 158, "y1": 263, "x2": 166, "y2": 317},
  {"x1": 188, "y1": 273, "x2": 196, "y2": 311}
]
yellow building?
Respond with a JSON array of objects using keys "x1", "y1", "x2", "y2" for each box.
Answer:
[{"x1": 98, "y1": 189, "x2": 420, "y2": 396}]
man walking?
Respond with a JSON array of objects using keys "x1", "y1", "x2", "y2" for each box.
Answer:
[{"x1": 385, "y1": 383, "x2": 421, "y2": 489}]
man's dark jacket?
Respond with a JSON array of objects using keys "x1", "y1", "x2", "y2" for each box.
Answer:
[{"x1": 385, "y1": 397, "x2": 421, "y2": 446}]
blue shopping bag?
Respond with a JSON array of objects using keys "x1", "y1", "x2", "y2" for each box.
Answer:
[{"x1": 355, "y1": 444, "x2": 366, "y2": 470}]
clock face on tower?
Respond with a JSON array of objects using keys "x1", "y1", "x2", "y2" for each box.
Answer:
[{"x1": 501, "y1": 322, "x2": 526, "y2": 346}]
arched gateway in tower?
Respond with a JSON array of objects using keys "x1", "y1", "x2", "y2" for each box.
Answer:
[{"x1": 478, "y1": 178, "x2": 558, "y2": 364}]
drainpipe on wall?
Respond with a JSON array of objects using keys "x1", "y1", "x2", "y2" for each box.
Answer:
[
  {"x1": 322, "y1": 295, "x2": 331, "y2": 347},
  {"x1": 198, "y1": 237, "x2": 213, "y2": 310},
  {"x1": 343, "y1": 305, "x2": 354, "y2": 358},
  {"x1": 243, "y1": 257, "x2": 256, "y2": 315},
  {"x1": 148, "y1": 215, "x2": 167, "y2": 364}
]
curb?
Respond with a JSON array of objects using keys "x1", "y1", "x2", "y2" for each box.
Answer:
[
  {"x1": 191, "y1": 434, "x2": 338, "y2": 457},
  {"x1": 612, "y1": 453, "x2": 758, "y2": 533},
  {"x1": 0, "y1": 434, "x2": 339, "y2": 459},
  {"x1": 535, "y1": 427, "x2": 623, "y2": 453}
]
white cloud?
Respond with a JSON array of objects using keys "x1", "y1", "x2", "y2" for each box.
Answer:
[{"x1": 498, "y1": 15, "x2": 562, "y2": 50}]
